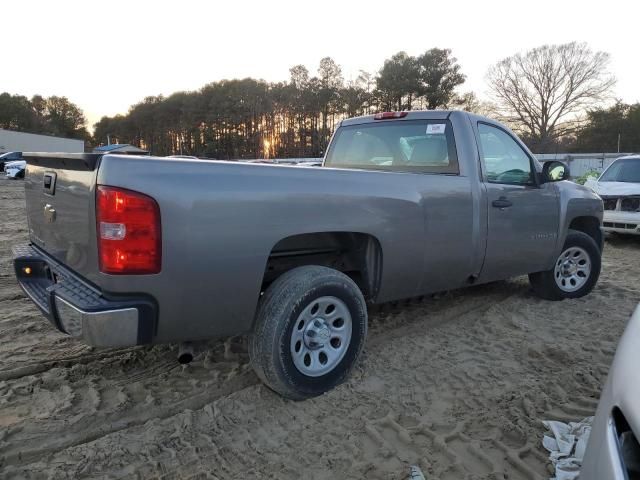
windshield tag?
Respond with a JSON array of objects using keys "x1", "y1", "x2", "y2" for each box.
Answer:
[{"x1": 426, "y1": 124, "x2": 446, "y2": 134}]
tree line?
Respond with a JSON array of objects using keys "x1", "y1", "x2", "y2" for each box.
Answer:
[
  {"x1": 573, "y1": 102, "x2": 640, "y2": 153},
  {"x1": 92, "y1": 49, "x2": 469, "y2": 159},
  {"x1": 1, "y1": 42, "x2": 638, "y2": 157},
  {"x1": 0, "y1": 93, "x2": 89, "y2": 141}
]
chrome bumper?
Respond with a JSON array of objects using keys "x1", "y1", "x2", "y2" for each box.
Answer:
[
  {"x1": 54, "y1": 296, "x2": 141, "y2": 347},
  {"x1": 12, "y1": 244, "x2": 157, "y2": 347},
  {"x1": 602, "y1": 211, "x2": 640, "y2": 235}
]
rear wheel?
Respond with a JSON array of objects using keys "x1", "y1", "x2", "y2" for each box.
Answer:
[
  {"x1": 529, "y1": 229, "x2": 601, "y2": 300},
  {"x1": 249, "y1": 266, "x2": 368, "y2": 400}
]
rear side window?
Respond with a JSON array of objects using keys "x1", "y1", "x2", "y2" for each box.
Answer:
[{"x1": 325, "y1": 120, "x2": 458, "y2": 174}]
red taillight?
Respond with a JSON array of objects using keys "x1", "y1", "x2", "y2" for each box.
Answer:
[
  {"x1": 96, "y1": 186, "x2": 161, "y2": 274},
  {"x1": 373, "y1": 111, "x2": 408, "y2": 120}
]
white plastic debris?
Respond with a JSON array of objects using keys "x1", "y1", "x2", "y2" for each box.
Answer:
[
  {"x1": 542, "y1": 417, "x2": 593, "y2": 480},
  {"x1": 408, "y1": 465, "x2": 426, "y2": 480}
]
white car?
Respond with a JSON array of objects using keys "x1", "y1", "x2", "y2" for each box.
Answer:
[
  {"x1": 581, "y1": 305, "x2": 640, "y2": 479},
  {"x1": 5, "y1": 160, "x2": 26, "y2": 179},
  {"x1": 0, "y1": 151, "x2": 23, "y2": 171},
  {"x1": 585, "y1": 155, "x2": 640, "y2": 235}
]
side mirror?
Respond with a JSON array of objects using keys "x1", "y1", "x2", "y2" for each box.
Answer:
[{"x1": 542, "y1": 161, "x2": 570, "y2": 183}]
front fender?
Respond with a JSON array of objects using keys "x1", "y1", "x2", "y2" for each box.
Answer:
[{"x1": 552, "y1": 181, "x2": 604, "y2": 266}]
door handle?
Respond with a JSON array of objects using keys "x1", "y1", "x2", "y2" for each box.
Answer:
[{"x1": 492, "y1": 196, "x2": 512, "y2": 209}]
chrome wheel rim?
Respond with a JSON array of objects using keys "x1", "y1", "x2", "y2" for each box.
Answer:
[
  {"x1": 554, "y1": 246, "x2": 591, "y2": 292},
  {"x1": 290, "y1": 296, "x2": 352, "y2": 377}
]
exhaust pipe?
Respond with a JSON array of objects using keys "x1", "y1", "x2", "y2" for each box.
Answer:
[{"x1": 178, "y1": 342, "x2": 195, "y2": 364}]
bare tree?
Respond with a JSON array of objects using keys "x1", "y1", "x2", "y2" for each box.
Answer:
[{"x1": 487, "y1": 42, "x2": 615, "y2": 151}]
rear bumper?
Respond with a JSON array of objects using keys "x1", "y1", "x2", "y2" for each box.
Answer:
[{"x1": 12, "y1": 244, "x2": 157, "y2": 347}]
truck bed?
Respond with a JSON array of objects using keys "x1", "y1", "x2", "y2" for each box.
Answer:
[{"x1": 21, "y1": 153, "x2": 478, "y2": 343}]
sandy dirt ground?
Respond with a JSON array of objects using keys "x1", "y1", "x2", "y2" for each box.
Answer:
[{"x1": 0, "y1": 175, "x2": 639, "y2": 480}]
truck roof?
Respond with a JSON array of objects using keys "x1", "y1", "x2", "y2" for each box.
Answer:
[{"x1": 340, "y1": 110, "x2": 465, "y2": 127}]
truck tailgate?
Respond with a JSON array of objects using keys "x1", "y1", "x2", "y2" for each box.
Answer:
[{"x1": 23, "y1": 153, "x2": 101, "y2": 277}]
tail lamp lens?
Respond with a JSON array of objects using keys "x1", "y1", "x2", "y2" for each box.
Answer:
[{"x1": 96, "y1": 186, "x2": 161, "y2": 274}]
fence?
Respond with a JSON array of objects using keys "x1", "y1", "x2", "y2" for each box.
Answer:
[{"x1": 535, "y1": 153, "x2": 638, "y2": 178}]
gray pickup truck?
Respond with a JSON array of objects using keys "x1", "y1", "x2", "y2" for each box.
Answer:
[{"x1": 13, "y1": 110, "x2": 603, "y2": 399}]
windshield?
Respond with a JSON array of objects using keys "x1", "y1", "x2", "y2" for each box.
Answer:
[
  {"x1": 0, "y1": 152, "x2": 22, "y2": 160},
  {"x1": 599, "y1": 158, "x2": 640, "y2": 183},
  {"x1": 324, "y1": 120, "x2": 458, "y2": 174}
]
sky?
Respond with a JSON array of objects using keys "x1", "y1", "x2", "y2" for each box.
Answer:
[{"x1": 3, "y1": 0, "x2": 639, "y2": 129}]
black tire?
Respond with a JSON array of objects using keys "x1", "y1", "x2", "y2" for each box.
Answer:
[
  {"x1": 249, "y1": 266, "x2": 368, "y2": 400},
  {"x1": 529, "y1": 229, "x2": 601, "y2": 301}
]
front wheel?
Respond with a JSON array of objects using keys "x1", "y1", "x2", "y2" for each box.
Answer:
[
  {"x1": 249, "y1": 266, "x2": 368, "y2": 400},
  {"x1": 529, "y1": 229, "x2": 601, "y2": 300}
]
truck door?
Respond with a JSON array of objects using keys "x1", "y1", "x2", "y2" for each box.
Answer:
[{"x1": 475, "y1": 122, "x2": 559, "y2": 282}]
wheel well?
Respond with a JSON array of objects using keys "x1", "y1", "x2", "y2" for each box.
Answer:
[
  {"x1": 262, "y1": 232, "x2": 383, "y2": 301},
  {"x1": 569, "y1": 216, "x2": 602, "y2": 249}
]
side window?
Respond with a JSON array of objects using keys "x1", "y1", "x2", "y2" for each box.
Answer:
[{"x1": 478, "y1": 123, "x2": 533, "y2": 185}]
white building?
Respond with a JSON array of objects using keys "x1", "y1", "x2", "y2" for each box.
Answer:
[{"x1": 0, "y1": 129, "x2": 84, "y2": 154}]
